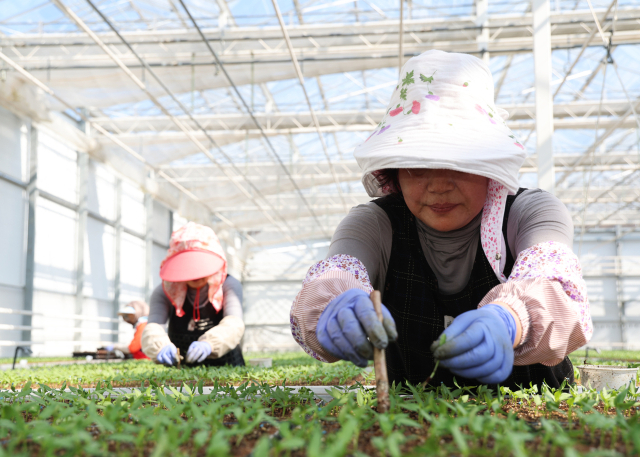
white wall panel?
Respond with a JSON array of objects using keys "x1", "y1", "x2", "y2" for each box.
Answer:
[
  {"x1": 623, "y1": 278, "x2": 640, "y2": 317},
  {"x1": 121, "y1": 181, "x2": 145, "y2": 233},
  {"x1": 0, "y1": 180, "x2": 26, "y2": 288},
  {"x1": 583, "y1": 278, "x2": 617, "y2": 318},
  {"x1": 153, "y1": 200, "x2": 171, "y2": 245},
  {"x1": 77, "y1": 297, "x2": 106, "y2": 351},
  {"x1": 119, "y1": 232, "x2": 146, "y2": 302},
  {"x1": 0, "y1": 118, "x2": 175, "y2": 355},
  {"x1": 38, "y1": 132, "x2": 78, "y2": 203},
  {"x1": 0, "y1": 107, "x2": 27, "y2": 181},
  {"x1": 30, "y1": 290, "x2": 76, "y2": 356},
  {"x1": 243, "y1": 282, "x2": 299, "y2": 325},
  {"x1": 242, "y1": 281, "x2": 300, "y2": 352},
  {"x1": 241, "y1": 242, "x2": 329, "y2": 352},
  {"x1": 589, "y1": 324, "x2": 623, "y2": 346},
  {"x1": 151, "y1": 244, "x2": 166, "y2": 292},
  {"x1": 243, "y1": 326, "x2": 299, "y2": 353},
  {"x1": 84, "y1": 218, "x2": 115, "y2": 301},
  {"x1": 34, "y1": 198, "x2": 77, "y2": 294},
  {"x1": 29, "y1": 294, "x2": 124, "y2": 355},
  {"x1": 0, "y1": 285, "x2": 25, "y2": 357},
  {"x1": 244, "y1": 242, "x2": 329, "y2": 281},
  {"x1": 87, "y1": 160, "x2": 116, "y2": 220}
]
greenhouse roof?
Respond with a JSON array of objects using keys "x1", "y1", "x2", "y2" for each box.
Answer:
[{"x1": 1, "y1": 0, "x2": 640, "y2": 247}]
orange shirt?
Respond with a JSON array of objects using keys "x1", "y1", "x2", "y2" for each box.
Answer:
[{"x1": 129, "y1": 322, "x2": 150, "y2": 360}]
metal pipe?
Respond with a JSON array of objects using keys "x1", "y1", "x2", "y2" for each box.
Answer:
[
  {"x1": 177, "y1": 0, "x2": 332, "y2": 237},
  {"x1": 83, "y1": 0, "x2": 296, "y2": 243},
  {"x1": 270, "y1": 0, "x2": 348, "y2": 214}
]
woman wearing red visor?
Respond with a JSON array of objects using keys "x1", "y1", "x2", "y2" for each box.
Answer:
[{"x1": 141, "y1": 222, "x2": 245, "y2": 367}]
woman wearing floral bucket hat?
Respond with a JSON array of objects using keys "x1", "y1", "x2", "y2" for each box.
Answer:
[
  {"x1": 290, "y1": 50, "x2": 592, "y2": 389},
  {"x1": 141, "y1": 222, "x2": 245, "y2": 367}
]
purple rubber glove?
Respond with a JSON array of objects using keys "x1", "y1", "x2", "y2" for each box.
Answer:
[
  {"x1": 157, "y1": 343, "x2": 177, "y2": 366},
  {"x1": 105, "y1": 344, "x2": 114, "y2": 352},
  {"x1": 186, "y1": 341, "x2": 212, "y2": 364},
  {"x1": 431, "y1": 304, "x2": 516, "y2": 384},
  {"x1": 316, "y1": 289, "x2": 398, "y2": 368}
]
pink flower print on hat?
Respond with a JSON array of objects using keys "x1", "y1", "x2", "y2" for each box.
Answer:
[
  {"x1": 394, "y1": 71, "x2": 422, "y2": 116},
  {"x1": 463, "y1": 81, "x2": 469, "y2": 87},
  {"x1": 476, "y1": 104, "x2": 496, "y2": 124},
  {"x1": 390, "y1": 106, "x2": 403, "y2": 116},
  {"x1": 509, "y1": 134, "x2": 525, "y2": 150}
]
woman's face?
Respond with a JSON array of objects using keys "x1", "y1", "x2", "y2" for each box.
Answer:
[
  {"x1": 186, "y1": 277, "x2": 209, "y2": 289},
  {"x1": 398, "y1": 168, "x2": 488, "y2": 232}
]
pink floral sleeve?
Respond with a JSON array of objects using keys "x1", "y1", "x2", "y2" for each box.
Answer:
[
  {"x1": 290, "y1": 255, "x2": 373, "y2": 362},
  {"x1": 479, "y1": 241, "x2": 593, "y2": 366}
]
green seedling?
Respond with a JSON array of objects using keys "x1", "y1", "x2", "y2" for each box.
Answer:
[{"x1": 422, "y1": 334, "x2": 447, "y2": 388}]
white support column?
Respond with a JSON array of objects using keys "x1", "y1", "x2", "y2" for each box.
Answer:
[
  {"x1": 144, "y1": 190, "x2": 154, "y2": 303},
  {"x1": 112, "y1": 178, "x2": 122, "y2": 342},
  {"x1": 23, "y1": 124, "x2": 37, "y2": 343},
  {"x1": 74, "y1": 151, "x2": 88, "y2": 350},
  {"x1": 398, "y1": 0, "x2": 404, "y2": 72},
  {"x1": 615, "y1": 225, "x2": 626, "y2": 346},
  {"x1": 533, "y1": 0, "x2": 555, "y2": 194},
  {"x1": 475, "y1": 0, "x2": 489, "y2": 64}
]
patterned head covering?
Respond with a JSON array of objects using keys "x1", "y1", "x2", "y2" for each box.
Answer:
[
  {"x1": 355, "y1": 49, "x2": 526, "y2": 196},
  {"x1": 161, "y1": 222, "x2": 227, "y2": 317}
]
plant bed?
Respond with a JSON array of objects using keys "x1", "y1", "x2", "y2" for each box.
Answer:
[
  {"x1": 1, "y1": 355, "x2": 375, "y2": 390},
  {"x1": 3, "y1": 353, "x2": 640, "y2": 456},
  {"x1": 3, "y1": 376, "x2": 640, "y2": 456}
]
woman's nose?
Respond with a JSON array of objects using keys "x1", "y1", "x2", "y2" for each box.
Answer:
[{"x1": 426, "y1": 175, "x2": 455, "y2": 193}]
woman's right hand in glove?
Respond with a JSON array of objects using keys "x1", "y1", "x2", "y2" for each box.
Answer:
[
  {"x1": 156, "y1": 343, "x2": 177, "y2": 366},
  {"x1": 316, "y1": 289, "x2": 397, "y2": 368}
]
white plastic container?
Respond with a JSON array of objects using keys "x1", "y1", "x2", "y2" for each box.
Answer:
[
  {"x1": 576, "y1": 365, "x2": 638, "y2": 391},
  {"x1": 248, "y1": 358, "x2": 273, "y2": 368}
]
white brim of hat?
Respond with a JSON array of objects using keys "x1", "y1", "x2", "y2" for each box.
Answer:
[{"x1": 356, "y1": 112, "x2": 525, "y2": 197}]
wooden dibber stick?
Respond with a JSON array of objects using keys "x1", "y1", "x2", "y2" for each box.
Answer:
[
  {"x1": 370, "y1": 290, "x2": 389, "y2": 413},
  {"x1": 176, "y1": 348, "x2": 182, "y2": 369}
]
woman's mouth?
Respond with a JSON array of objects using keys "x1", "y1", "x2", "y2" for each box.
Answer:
[{"x1": 428, "y1": 203, "x2": 459, "y2": 214}]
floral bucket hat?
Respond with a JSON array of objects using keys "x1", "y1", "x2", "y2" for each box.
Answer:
[
  {"x1": 354, "y1": 50, "x2": 527, "y2": 283},
  {"x1": 160, "y1": 222, "x2": 227, "y2": 318},
  {"x1": 355, "y1": 49, "x2": 526, "y2": 197}
]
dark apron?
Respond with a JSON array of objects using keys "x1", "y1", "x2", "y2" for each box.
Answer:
[
  {"x1": 373, "y1": 190, "x2": 573, "y2": 390},
  {"x1": 167, "y1": 278, "x2": 245, "y2": 368}
]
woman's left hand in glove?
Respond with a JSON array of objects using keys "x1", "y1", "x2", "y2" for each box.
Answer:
[
  {"x1": 186, "y1": 341, "x2": 212, "y2": 363},
  {"x1": 430, "y1": 304, "x2": 517, "y2": 384}
]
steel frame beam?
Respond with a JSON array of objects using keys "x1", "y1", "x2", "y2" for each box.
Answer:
[
  {"x1": 533, "y1": 0, "x2": 555, "y2": 193},
  {"x1": 89, "y1": 99, "x2": 638, "y2": 135},
  {"x1": 23, "y1": 123, "x2": 37, "y2": 344},
  {"x1": 74, "y1": 150, "x2": 88, "y2": 351},
  {"x1": 4, "y1": 7, "x2": 640, "y2": 112}
]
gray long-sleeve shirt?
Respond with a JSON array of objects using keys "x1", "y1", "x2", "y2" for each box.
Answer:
[
  {"x1": 148, "y1": 275, "x2": 243, "y2": 325},
  {"x1": 327, "y1": 189, "x2": 573, "y2": 295}
]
